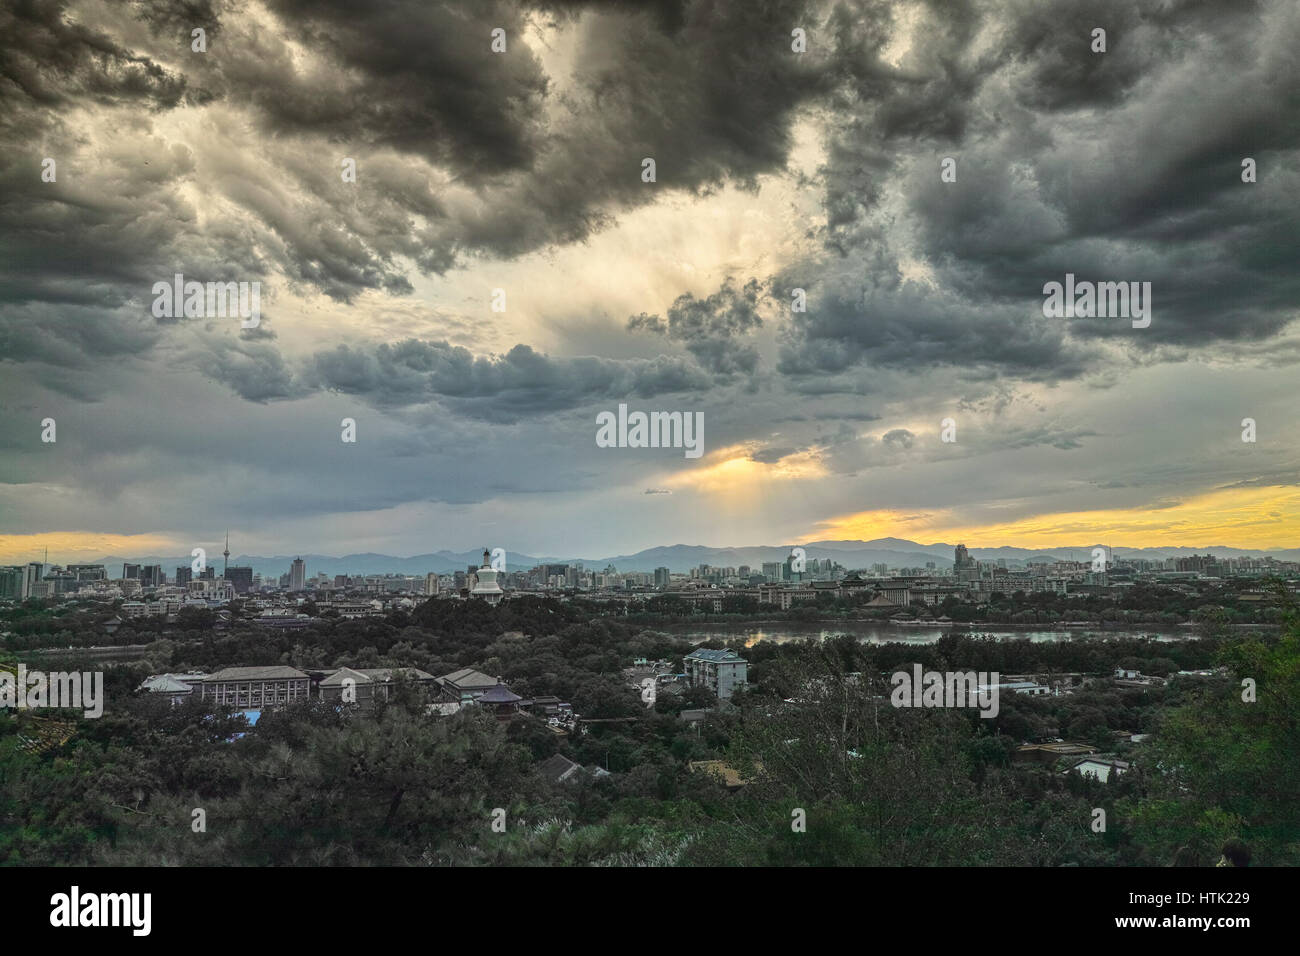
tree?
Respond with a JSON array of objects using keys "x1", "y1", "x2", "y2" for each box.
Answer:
[{"x1": 1121, "y1": 625, "x2": 1300, "y2": 865}]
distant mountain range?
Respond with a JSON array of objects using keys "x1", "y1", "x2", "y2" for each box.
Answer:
[{"x1": 87, "y1": 538, "x2": 1300, "y2": 577}]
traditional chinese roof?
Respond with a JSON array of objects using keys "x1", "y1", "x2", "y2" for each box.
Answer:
[
  {"x1": 439, "y1": 667, "x2": 499, "y2": 690},
  {"x1": 478, "y1": 683, "x2": 521, "y2": 704}
]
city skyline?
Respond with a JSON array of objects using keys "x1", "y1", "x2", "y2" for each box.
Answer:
[
  {"x1": 7, "y1": 534, "x2": 1300, "y2": 576},
  {"x1": 4, "y1": 1, "x2": 1299, "y2": 567}
]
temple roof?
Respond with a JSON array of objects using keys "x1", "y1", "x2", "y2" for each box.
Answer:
[{"x1": 478, "y1": 683, "x2": 521, "y2": 704}]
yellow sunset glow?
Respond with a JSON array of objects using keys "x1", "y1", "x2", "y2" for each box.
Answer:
[
  {"x1": 812, "y1": 485, "x2": 1300, "y2": 549},
  {"x1": 663, "y1": 446, "x2": 827, "y2": 496},
  {"x1": 0, "y1": 533, "x2": 182, "y2": 565}
]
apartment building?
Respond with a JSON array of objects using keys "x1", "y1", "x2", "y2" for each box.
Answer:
[{"x1": 683, "y1": 648, "x2": 749, "y2": 700}]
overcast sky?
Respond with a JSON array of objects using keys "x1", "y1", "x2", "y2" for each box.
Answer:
[{"x1": 2, "y1": 0, "x2": 1298, "y2": 564}]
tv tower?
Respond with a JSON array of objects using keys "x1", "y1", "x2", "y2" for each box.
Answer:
[{"x1": 223, "y1": 530, "x2": 230, "y2": 578}]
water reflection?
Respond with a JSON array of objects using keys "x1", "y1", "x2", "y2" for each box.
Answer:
[{"x1": 662, "y1": 623, "x2": 1193, "y2": 648}]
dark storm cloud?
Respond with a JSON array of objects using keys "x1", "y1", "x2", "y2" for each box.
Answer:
[
  {"x1": 0, "y1": 302, "x2": 157, "y2": 371},
  {"x1": 147, "y1": 0, "x2": 837, "y2": 280},
  {"x1": 383, "y1": 0, "x2": 834, "y2": 264},
  {"x1": 3, "y1": 0, "x2": 1299, "y2": 556},
  {"x1": 627, "y1": 277, "x2": 765, "y2": 375},
  {"x1": 187, "y1": 337, "x2": 304, "y2": 402},
  {"x1": 0, "y1": 0, "x2": 839, "y2": 336},
  {"x1": 749, "y1": 446, "x2": 798, "y2": 464},
  {"x1": 0, "y1": 135, "x2": 209, "y2": 307},
  {"x1": 0, "y1": 2, "x2": 206, "y2": 339},
  {"x1": 776, "y1": 0, "x2": 1300, "y2": 386},
  {"x1": 249, "y1": 0, "x2": 549, "y2": 177},
  {"x1": 302, "y1": 339, "x2": 710, "y2": 421},
  {"x1": 775, "y1": 265, "x2": 1092, "y2": 382},
  {"x1": 0, "y1": 0, "x2": 188, "y2": 120}
]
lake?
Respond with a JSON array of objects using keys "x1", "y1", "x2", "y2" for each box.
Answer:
[{"x1": 663, "y1": 621, "x2": 1196, "y2": 646}]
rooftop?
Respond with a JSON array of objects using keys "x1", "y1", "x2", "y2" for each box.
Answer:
[
  {"x1": 204, "y1": 666, "x2": 309, "y2": 682},
  {"x1": 319, "y1": 666, "x2": 435, "y2": 686},
  {"x1": 684, "y1": 648, "x2": 746, "y2": 663},
  {"x1": 439, "y1": 667, "x2": 499, "y2": 689},
  {"x1": 478, "y1": 684, "x2": 522, "y2": 704},
  {"x1": 538, "y1": 753, "x2": 582, "y2": 784}
]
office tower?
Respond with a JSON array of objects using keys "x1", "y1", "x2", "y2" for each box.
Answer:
[
  {"x1": 175, "y1": 566, "x2": 193, "y2": 586},
  {"x1": 140, "y1": 565, "x2": 163, "y2": 588},
  {"x1": 0, "y1": 566, "x2": 23, "y2": 599},
  {"x1": 425, "y1": 573, "x2": 440, "y2": 596},
  {"x1": 67, "y1": 564, "x2": 107, "y2": 581},
  {"x1": 289, "y1": 557, "x2": 306, "y2": 591},
  {"x1": 538, "y1": 563, "x2": 567, "y2": 581},
  {"x1": 654, "y1": 566, "x2": 670, "y2": 588},
  {"x1": 24, "y1": 562, "x2": 44, "y2": 598},
  {"x1": 225, "y1": 566, "x2": 253, "y2": 594},
  {"x1": 39, "y1": 571, "x2": 76, "y2": 595}
]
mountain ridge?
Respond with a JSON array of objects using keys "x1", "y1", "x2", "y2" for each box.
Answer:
[{"x1": 76, "y1": 538, "x2": 1300, "y2": 576}]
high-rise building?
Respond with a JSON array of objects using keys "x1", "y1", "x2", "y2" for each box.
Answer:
[
  {"x1": 425, "y1": 573, "x2": 440, "y2": 596},
  {"x1": 68, "y1": 564, "x2": 107, "y2": 582},
  {"x1": 954, "y1": 544, "x2": 980, "y2": 584},
  {"x1": 654, "y1": 567, "x2": 670, "y2": 588},
  {"x1": 538, "y1": 563, "x2": 568, "y2": 582},
  {"x1": 289, "y1": 557, "x2": 306, "y2": 591},
  {"x1": 122, "y1": 563, "x2": 141, "y2": 580},
  {"x1": 175, "y1": 566, "x2": 193, "y2": 586},
  {"x1": 24, "y1": 562, "x2": 45, "y2": 598},
  {"x1": 140, "y1": 565, "x2": 163, "y2": 588},
  {"x1": 0, "y1": 566, "x2": 24, "y2": 599},
  {"x1": 47, "y1": 571, "x2": 79, "y2": 595},
  {"x1": 225, "y1": 566, "x2": 254, "y2": 594}
]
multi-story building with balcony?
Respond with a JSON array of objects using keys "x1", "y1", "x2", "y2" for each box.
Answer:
[
  {"x1": 683, "y1": 648, "x2": 748, "y2": 700},
  {"x1": 199, "y1": 666, "x2": 311, "y2": 708}
]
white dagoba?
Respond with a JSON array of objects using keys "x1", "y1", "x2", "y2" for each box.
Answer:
[{"x1": 469, "y1": 547, "x2": 504, "y2": 605}]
